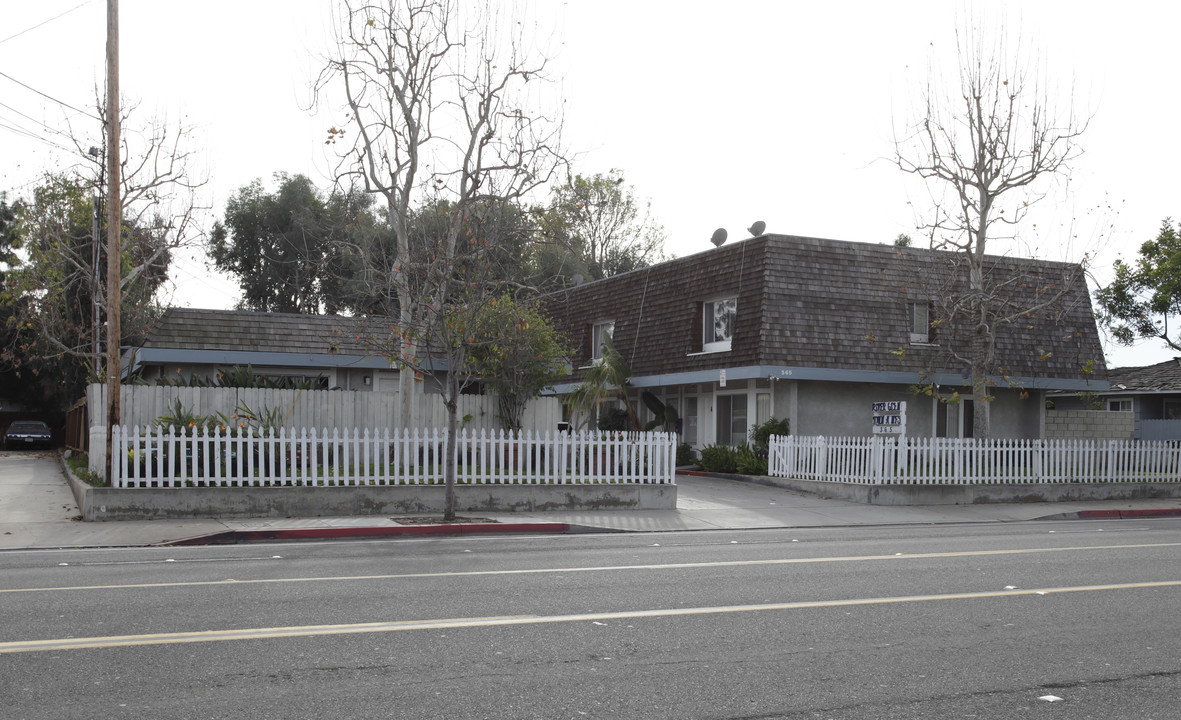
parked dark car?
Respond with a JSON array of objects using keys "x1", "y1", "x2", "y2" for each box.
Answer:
[{"x1": 3, "y1": 421, "x2": 54, "y2": 450}]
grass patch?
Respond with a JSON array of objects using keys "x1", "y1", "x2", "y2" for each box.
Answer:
[{"x1": 66, "y1": 453, "x2": 105, "y2": 487}]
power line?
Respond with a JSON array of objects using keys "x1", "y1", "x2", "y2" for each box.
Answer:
[
  {"x1": 0, "y1": 100, "x2": 76, "y2": 142},
  {"x1": 0, "y1": 70, "x2": 102, "y2": 122},
  {"x1": 0, "y1": 124, "x2": 73, "y2": 154},
  {"x1": 0, "y1": 2, "x2": 95, "y2": 46},
  {"x1": 0, "y1": 117, "x2": 76, "y2": 154}
]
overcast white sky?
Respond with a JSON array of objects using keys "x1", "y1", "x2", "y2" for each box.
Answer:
[{"x1": 3, "y1": 1, "x2": 1179, "y2": 370}]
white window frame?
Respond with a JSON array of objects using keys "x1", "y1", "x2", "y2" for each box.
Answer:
[
  {"x1": 591, "y1": 321, "x2": 614, "y2": 363},
  {"x1": 909, "y1": 302, "x2": 931, "y2": 344},
  {"x1": 1108, "y1": 398, "x2": 1132, "y2": 412},
  {"x1": 703, "y1": 297, "x2": 737, "y2": 353}
]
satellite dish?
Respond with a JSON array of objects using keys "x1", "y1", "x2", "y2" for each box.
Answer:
[
  {"x1": 710, "y1": 228, "x2": 728, "y2": 247},
  {"x1": 748, "y1": 220, "x2": 766, "y2": 236}
]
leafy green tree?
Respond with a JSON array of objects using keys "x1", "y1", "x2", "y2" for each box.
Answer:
[
  {"x1": 469, "y1": 294, "x2": 570, "y2": 432},
  {"x1": 209, "y1": 174, "x2": 377, "y2": 314},
  {"x1": 0, "y1": 194, "x2": 48, "y2": 415},
  {"x1": 0, "y1": 183, "x2": 91, "y2": 418},
  {"x1": 3, "y1": 173, "x2": 173, "y2": 414},
  {"x1": 0, "y1": 194, "x2": 22, "y2": 284},
  {"x1": 1096, "y1": 218, "x2": 1181, "y2": 352},
  {"x1": 523, "y1": 238, "x2": 596, "y2": 292},
  {"x1": 538, "y1": 170, "x2": 667, "y2": 282},
  {"x1": 350, "y1": 199, "x2": 539, "y2": 315}
]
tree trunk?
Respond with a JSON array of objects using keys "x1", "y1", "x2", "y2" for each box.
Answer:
[
  {"x1": 969, "y1": 244, "x2": 991, "y2": 439},
  {"x1": 443, "y1": 374, "x2": 459, "y2": 521},
  {"x1": 398, "y1": 366, "x2": 415, "y2": 430}
]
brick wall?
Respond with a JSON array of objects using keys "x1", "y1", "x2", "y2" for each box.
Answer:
[{"x1": 1045, "y1": 410, "x2": 1134, "y2": 440}]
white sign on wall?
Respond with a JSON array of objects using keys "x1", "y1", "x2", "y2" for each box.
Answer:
[{"x1": 872, "y1": 401, "x2": 906, "y2": 435}]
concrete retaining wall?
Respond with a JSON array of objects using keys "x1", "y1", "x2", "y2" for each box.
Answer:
[
  {"x1": 71, "y1": 482, "x2": 676, "y2": 522},
  {"x1": 1045, "y1": 409, "x2": 1134, "y2": 441},
  {"x1": 63, "y1": 460, "x2": 676, "y2": 522},
  {"x1": 735, "y1": 473, "x2": 1181, "y2": 505}
]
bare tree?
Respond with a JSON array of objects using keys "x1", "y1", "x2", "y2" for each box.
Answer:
[
  {"x1": 358, "y1": 206, "x2": 568, "y2": 520},
  {"x1": 6, "y1": 101, "x2": 205, "y2": 403},
  {"x1": 315, "y1": 0, "x2": 565, "y2": 429},
  {"x1": 894, "y1": 27, "x2": 1088, "y2": 437}
]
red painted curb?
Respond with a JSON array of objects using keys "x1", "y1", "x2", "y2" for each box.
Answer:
[
  {"x1": 169, "y1": 522, "x2": 571, "y2": 545},
  {"x1": 1076, "y1": 509, "x2": 1181, "y2": 520}
]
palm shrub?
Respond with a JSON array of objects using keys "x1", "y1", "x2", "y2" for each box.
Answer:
[
  {"x1": 595, "y1": 405, "x2": 632, "y2": 432},
  {"x1": 564, "y1": 332, "x2": 640, "y2": 430}
]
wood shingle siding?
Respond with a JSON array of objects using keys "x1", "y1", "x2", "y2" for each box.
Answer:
[{"x1": 541, "y1": 233, "x2": 1104, "y2": 386}]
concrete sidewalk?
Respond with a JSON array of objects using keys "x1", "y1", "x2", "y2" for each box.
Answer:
[{"x1": 3, "y1": 452, "x2": 1181, "y2": 550}]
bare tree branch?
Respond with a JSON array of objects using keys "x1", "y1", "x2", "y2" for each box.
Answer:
[{"x1": 894, "y1": 24, "x2": 1090, "y2": 437}]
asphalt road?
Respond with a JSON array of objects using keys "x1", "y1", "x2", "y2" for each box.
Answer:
[{"x1": 2, "y1": 521, "x2": 1180, "y2": 719}]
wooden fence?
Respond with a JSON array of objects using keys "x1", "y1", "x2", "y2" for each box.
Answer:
[
  {"x1": 83, "y1": 383, "x2": 564, "y2": 475},
  {"x1": 769, "y1": 435, "x2": 1181, "y2": 485},
  {"x1": 111, "y1": 426, "x2": 677, "y2": 489},
  {"x1": 86, "y1": 383, "x2": 562, "y2": 435},
  {"x1": 1141, "y1": 420, "x2": 1181, "y2": 442}
]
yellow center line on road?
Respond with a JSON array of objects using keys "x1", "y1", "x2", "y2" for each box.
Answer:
[
  {"x1": 4, "y1": 541, "x2": 1181, "y2": 595},
  {"x1": 3, "y1": 580, "x2": 1180, "y2": 654}
]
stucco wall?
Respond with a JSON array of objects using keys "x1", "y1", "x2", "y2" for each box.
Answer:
[
  {"x1": 793, "y1": 382, "x2": 923, "y2": 437},
  {"x1": 1045, "y1": 410, "x2": 1135, "y2": 440},
  {"x1": 789, "y1": 382, "x2": 1043, "y2": 438},
  {"x1": 987, "y1": 390, "x2": 1045, "y2": 439}
]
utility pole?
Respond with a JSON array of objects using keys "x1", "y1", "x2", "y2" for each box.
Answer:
[
  {"x1": 104, "y1": 0, "x2": 122, "y2": 484},
  {"x1": 88, "y1": 145, "x2": 102, "y2": 377}
]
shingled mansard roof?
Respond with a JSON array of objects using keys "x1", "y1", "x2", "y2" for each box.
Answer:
[
  {"x1": 1106, "y1": 358, "x2": 1181, "y2": 393},
  {"x1": 130, "y1": 308, "x2": 394, "y2": 371},
  {"x1": 540, "y1": 233, "x2": 1107, "y2": 392}
]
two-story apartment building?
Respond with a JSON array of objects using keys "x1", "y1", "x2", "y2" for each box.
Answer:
[{"x1": 542, "y1": 233, "x2": 1106, "y2": 445}]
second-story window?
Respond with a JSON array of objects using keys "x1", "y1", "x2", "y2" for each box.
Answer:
[
  {"x1": 703, "y1": 297, "x2": 736, "y2": 352},
  {"x1": 909, "y1": 302, "x2": 934, "y2": 344},
  {"x1": 591, "y1": 320, "x2": 614, "y2": 363}
]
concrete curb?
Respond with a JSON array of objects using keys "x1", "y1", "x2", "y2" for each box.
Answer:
[
  {"x1": 681, "y1": 469, "x2": 1181, "y2": 506},
  {"x1": 1037, "y1": 508, "x2": 1181, "y2": 521},
  {"x1": 166, "y1": 521, "x2": 585, "y2": 546}
]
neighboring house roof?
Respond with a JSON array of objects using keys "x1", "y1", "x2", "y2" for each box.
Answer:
[
  {"x1": 129, "y1": 308, "x2": 393, "y2": 372},
  {"x1": 541, "y1": 233, "x2": 1106, "y2": 391},
  {"x1": 1106, "y1": 358, "x2": 1181, "y2": 393}
]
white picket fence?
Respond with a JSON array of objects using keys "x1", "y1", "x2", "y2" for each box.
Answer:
[
  {"x1": 111, "y1": 426, "x2": 677, "y2": 489},
  {"x1": 769, "y1": 435, "x2": 1181, "y2": 485}
]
